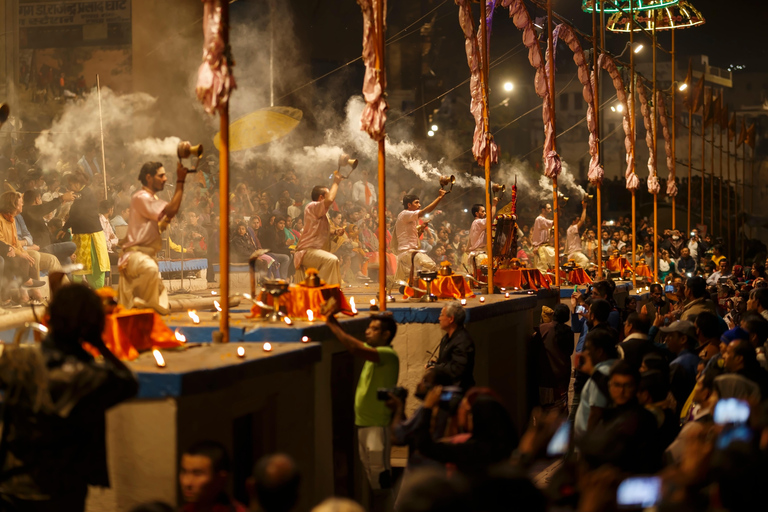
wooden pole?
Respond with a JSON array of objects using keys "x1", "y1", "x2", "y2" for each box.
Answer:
[
  {"x1": 671, "y1": 29, "x2": 676, "y2": 229},
  {"x1": 218, "y1": 1, "x2": 231, "y2": 344},
  {"x1": 592, "y1": 3, "x2": 603, "y2": 279},
  {"x1": 710, "y1": 98, "x2": 715, "y2": 234},
  {"x1": 718, "y1": 99, "x2": 723, "y2": 244},
  {"x1": 548, "y1": 0, "x2": 559, "y2": 287},
  {"x1": 687, "y1": 64, "x2": 692, "y2": 234},
  {"x1": 726, "y1": 115, "x2": 731, "y2": 261},
  {"x1": 374, "y1": 0, "x2": 387, "y2": 309},
  {"x1": 652, "y1": 16, "x2": 658, "y2": 284},
  {"x1": 96, "y1": 74, "x2": 108, "y2": 200},
  {"x1": 480, "y1": 0, "x2": 494, "y2": 293},
  {"x1": 629, "y1": 0, "x2": 636, "y2": 288}
]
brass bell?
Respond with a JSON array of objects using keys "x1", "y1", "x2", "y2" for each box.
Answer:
[{"x1": 177, "y1": 141, "x2": 204, "y2": 172}]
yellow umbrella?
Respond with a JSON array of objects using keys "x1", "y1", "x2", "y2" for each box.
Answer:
[{"x1": 213, "y1": 106, "x2": 303, "y2": 151}]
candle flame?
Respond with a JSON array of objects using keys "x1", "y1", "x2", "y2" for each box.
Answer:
[
  {"x1": 460, "y1": 299, "x2": 467, "y2": 305},
  {"x1": 479, "y1": 297, "x2": 485, "y2": 303},
  {"x1": 153, "y1": 349, "x2": 166, "y2": 368},
  {"x1": 174, "y1": 329, "x2": 186, "y2": 343},
  {"x1": 263, "y1": 342, "x2": 273, "y2": 352},
  {"x1": 301, "y1": 336, "x2": 310, "y2": 343},
  {"x1": 505, "y1": 293, "x2": 510, "y2": 298},
  {"x1": 211, "y1": 291, "x2": 217, "y2": 295},
  {"x1": 188, "y1": 310, "x2": 200, "y2": 324},
  {"x1": 307, "y1": 309, "x2": 314, "y2": 322},
  {"x1": 370, "y1": 299, "x2": 376, "y2": 306},
  {"x1": 350, "y1": 297, "x2": 357, "y2": 313},
  {"x1": 237, "y1": 346, "x2": 245, "y2": 357},
  {"x1": 284, "y1": 317, "x2": 293, "y2": 325},
  {"x1": 214, "y1": 300, "x2": 222, "y2": 312}
]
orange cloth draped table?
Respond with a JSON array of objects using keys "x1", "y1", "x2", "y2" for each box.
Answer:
[
  {"x1": 84, "y1": 307, "x2": 185, "y2": 361},
  {"x1": 560, "y1": 268, "x2": 592, "y2": 285},
  {"x1": 249, "y1": 283, "x2": 354, "y2": 320},
  {"x1": 634, "y1": 263, "x2": 653, "y2": 280},
  {"x1": 490, "y1": 268, "x2": 551, "y2": 290},
  {"x1": 404, "y1": 274, "x2": 475, "y2": 299},
  {"x1": 606, "y1": 257, "x2": 634, "y2": 278}
]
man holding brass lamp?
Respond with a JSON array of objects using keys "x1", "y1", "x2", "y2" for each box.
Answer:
[
  {"x1": 293, "y1": 171, "x2": 344, "y2": 285},
  {"x1": 117, "y1": 161, "x2": 188, "y2": 314},
  {"x1": 393, "y1": 190, "x2": 447, "y2": 284}
]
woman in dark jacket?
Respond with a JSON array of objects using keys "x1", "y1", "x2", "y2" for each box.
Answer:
[{"x1": 231, "y1": 221, "x2": 258, "y2": 264}]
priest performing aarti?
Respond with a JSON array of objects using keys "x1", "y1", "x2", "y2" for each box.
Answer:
[{"x1": 118, "y1": 161, "x2": 188, "y2": 315}]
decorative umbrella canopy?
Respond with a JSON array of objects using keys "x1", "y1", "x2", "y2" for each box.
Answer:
[
  {"x1": 606, "y1": 0, "x2": 704, "y2": 31},
  {"x1": 582, "y1": 0, "x2": 679, "y2": 13},
  {"x1": 213, "y1": 106, "x2": 303, "y2": 152}
]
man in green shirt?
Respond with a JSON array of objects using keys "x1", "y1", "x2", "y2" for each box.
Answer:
[{"x1": 326, "y1": 311, "x2": 399, "y2": 490}]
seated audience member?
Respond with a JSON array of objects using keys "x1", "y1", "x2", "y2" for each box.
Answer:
[
  {"x1": 179, "y1": 440, "x2": 246, "y2": 512},
  {"x1": 430, "y1": 302, "x2": 475, "y2": 391},
  {"x1": 533, "y1": 303, "x2": 573, "y2": 411},
  {"x1": 574, "y1": 329, "x2": 620, "y2": 438},
  {"x1": 695, "y1": 311, "x2": 726, "y2": 368},
  {"x1": 415, "y1": 386, "x2": 517, "y2": 477},
  {"x1": 0, "y1": 284, "x2": 138, "y2": 511},
  {"x1": 619, "y1": 312, "x2": 653, "y2": 371},
  {"x1": 723, "y1": 337, "x2": 768, "y2": 397},
  {"x1": 578, "y1": 360, "x2": 661, "y2": 473},
  {"x1": 247, "y1": 454, "x2": 300, "y2": 512},
  {"x1": 659, "y1": 320, "x2": 700, "y2": 412},
  {"x1": 637, "y1": 369, "x2": 680, "y2": 450}
]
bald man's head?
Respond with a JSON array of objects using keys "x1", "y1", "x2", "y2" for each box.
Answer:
[{"x1": 248, "y1": 453, "x2": 300, "y2": 512}]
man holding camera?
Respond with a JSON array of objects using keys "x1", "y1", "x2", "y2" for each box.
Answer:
[{"x1": 325, "y1": 309, "x2": 399, "y2": 491}]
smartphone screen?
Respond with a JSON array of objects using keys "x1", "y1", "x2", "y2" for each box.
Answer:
[
  {"x1": 440, "y1": 391, "x2": 454, "y2": 402},
  {"x1": 546, "y1": 421, "x2": 571, "y2": 457},
  {"x1": 664, "y1": 284, "x2": 675, "y2": 293},
  {"x1": 714, "y1": 398, "x2": 751, "y2": 425},
  {"x1": 616, "y1": 476, "x2": 661, "y2": 509},
  {"x1": 716, "y1": 424, "x2": 753, "y2": 450},
  {"x1": 575, "y1": 305, "x2": 586, "y2": 314}
]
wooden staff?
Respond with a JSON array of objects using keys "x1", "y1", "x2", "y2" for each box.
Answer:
[
  {"x1": 374, "y1": 0, "x2": 387, "y2": 309},
  {"x1": 96, "y1": 74, "x2": 108, "y2": 199},
  {"x1": 548, "y1": 0, "x2": 560, "y2": 287},
  {"x1": 629, "y1": 0, "x2": 636, "y2": 288},
  {"x1": 710, "y1": 99, "x2": 714, "y2": 234},
  {"x1": 652, "y1": 15, "x2": 658, "y2": 284},
  {"x1": 687, "y1": 67, "x2": 692, "y2": 234},
  {"x1": 480, "y1": 0, "x2": 494, "y2": 292},
  {"x1": 218, "y1": 1, "x2": 231, "y2": 343},
  {"x1": 592, "y1": 2, "x2": 603, "y2": 279},
  {"x1": 718, "y1": 100, "x2": 723, "y2": 247},
  {"x1": 671, "y1": 29, "x2": 676, "y2": 229}
]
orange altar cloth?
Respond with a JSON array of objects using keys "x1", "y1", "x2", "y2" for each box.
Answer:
[
  {"x1": 490, "y1": 268, "x2": 551, "y2": 290},
  {"x1": 404, "y1": 274, "x2": 475, "y2": 299},
  {"x1": 85, "y1": 307, "x2": 184, "y2": 361},
  {"x1": 606, "y1": 257, "x2": 634, "y2": 278},
  {"x1": 560, "y1": 268, "x2": 592, "y2": 285},
  {"x1": 634, "y1": 263, "x2": 653, "y2": 279},
  {"x1": 249, "y1": 283, "x2": 354, "y2": 320}
]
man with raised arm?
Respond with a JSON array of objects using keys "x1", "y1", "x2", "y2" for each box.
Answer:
[
  {"x1": 531, "y1": 203, "x2": 555, "y2": 273},
  {"x1": 565, "y1": 200, "x2": 590, "y2": 268},
  {"x1": 118, "y1": 161, "x2": 188, "y2": 315},
  {"x1": 293, "y1": 171, "x2": 344, "y2": 285},
  {"x1": 393, "y1": 190, "x2": 447, "y2": 284}
]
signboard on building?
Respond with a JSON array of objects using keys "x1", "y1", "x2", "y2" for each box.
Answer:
[{"x1": 19, "y1": 0, "x2": 131, "y2": 49}]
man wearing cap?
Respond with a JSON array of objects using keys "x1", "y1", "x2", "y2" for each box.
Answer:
[{"x1": 660, "y1": 320, "x2": 700, "y2": 412}]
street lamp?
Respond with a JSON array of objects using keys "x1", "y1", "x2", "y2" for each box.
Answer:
[
  {"x1": 503, "y1": 81, "x2": 514, "y2": 92},
  {"x1": 431, "y1": 124, "x2": 438, "y2": 131},
  {"x1": 427, "y1": 130, "x2": 435, "y2": 137},
  {"x1": 678, "y1": 82, "x2": 688, "y2": 91}
]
